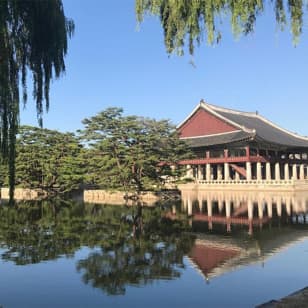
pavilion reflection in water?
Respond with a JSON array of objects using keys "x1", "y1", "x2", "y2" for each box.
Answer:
[
  {"x1": 181, "y1": 190, "x2": 308, "y2": 234},
  {"x1": 178, "y1": 190, "x2": 308, "y2": 282}
]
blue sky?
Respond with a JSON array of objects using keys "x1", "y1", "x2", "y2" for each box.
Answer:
[{"x1": 20, "y1": 1, "x2": 308, "y2": 136}]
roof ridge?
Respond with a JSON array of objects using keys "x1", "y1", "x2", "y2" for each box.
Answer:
[
  {"x1": 201, "y1": 101, "x2": 255, "y2": 133},
  {"x1": 206, "y1": 102, "x2": 257, "y2": 117}
]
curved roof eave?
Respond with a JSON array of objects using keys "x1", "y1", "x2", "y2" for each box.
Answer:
[
  {"x1": 254, "y1": 135, "x2": 308, "y2": 150},
  {"x1": 184, "y1": 132, "x2": 255, "y2": 148}
]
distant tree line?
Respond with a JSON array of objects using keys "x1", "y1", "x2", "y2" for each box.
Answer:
[{"x1": 0, "y1": 107, "x2": 191, "y2": 195}]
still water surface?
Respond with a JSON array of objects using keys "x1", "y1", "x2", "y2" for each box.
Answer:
[{"x1": 0, "y1": 191, "x2": 308, "y2": 307}]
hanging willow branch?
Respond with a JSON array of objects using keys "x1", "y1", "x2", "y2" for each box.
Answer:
[
  {"x1": 0, "y1": 0, "x2": 74, "y2": 201},
  {"x1": 136, "y1": 0, "x2": 305, "y2": 55}
]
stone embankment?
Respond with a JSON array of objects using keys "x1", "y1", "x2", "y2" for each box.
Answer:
[
  {"x1": 0, "y1": 187, "x2": 180, "y2": 204},
  {"x1": 1, "y1": 188, "x2": 46, "y2": 200},
  {"x1": 83, "y1": 190, "x2": 160, "y2": 205}
]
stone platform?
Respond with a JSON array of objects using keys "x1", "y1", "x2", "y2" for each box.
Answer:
[{"x1": 179, "y1": 179, "x2": 308, "y2": 192}]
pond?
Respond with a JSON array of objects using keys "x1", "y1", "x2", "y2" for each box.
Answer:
[{"x1": 0, "y1": 191, "x2": 308, "y2": 307}]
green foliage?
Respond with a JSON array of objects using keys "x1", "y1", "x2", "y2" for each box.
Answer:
[
  {"x1": 79, "y1": 107, "x2": 192, "y2": 193},
  {"x1": 136, "y1": 0, "x2": 305, "y2": 55},
  {"x1": 0, "y1": 1, "x2": 74, "y2": 200},
  {"x1": 2, "y1": 126, "x2": 85, "y2": 194}
]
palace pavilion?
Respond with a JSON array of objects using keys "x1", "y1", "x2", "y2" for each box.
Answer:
[{"x1": 178, "y1": 100, "x2": 308, "y2": 182}]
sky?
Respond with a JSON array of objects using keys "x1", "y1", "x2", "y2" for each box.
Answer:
[{"x1": 20, "y1": 1, "x2": 308, "y2": 136}]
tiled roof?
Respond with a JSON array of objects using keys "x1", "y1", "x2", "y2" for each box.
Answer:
[
  {"x1": 180, "y1": 102, "x2": 308, "y2": 149},
  {"x1": 214, "y1": 108, "x2": 308, "y2": 147}
]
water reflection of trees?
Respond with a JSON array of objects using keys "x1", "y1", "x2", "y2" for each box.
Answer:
[
  {"x1": 76, "y1": 203, "x2": 194, "y2": 295},
  {"x1": 77, "y1": 234, "x2": 193, "y2": 295},
  {"x1": 0, "y1": 200, "x2": 194, "y2": 294}
]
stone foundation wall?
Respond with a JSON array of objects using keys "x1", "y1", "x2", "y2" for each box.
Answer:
[{"x1": 178, "y1": 179, "x2": 308, "y2": 192}]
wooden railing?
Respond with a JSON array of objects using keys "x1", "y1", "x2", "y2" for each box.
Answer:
[
  {"x1": 179, "y1": 155, "x2": 308, "y2": 165},
  {"x1": 179, "y1": 155, "x2": 267, "y2": 165}
]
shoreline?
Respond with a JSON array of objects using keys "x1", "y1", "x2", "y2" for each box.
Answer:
[{"x1": 257, "y1": 287, "x2": 308, "y2": 307}]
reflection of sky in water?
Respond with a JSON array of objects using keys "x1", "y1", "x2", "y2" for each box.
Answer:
[
  {"x1": 0, "y1": 239, "x2": 307, "y2": 307},
  {"x1": 0, "y1": 194, "x2": 307, "y2": 308}
]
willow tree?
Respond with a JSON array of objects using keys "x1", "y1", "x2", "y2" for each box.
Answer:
[
  {"x1": 136, "y1": 0, "x2": 305, "y2": 56},
  {"x1": 0, "y1": 1, "x2": 74, "y2": 200}
]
